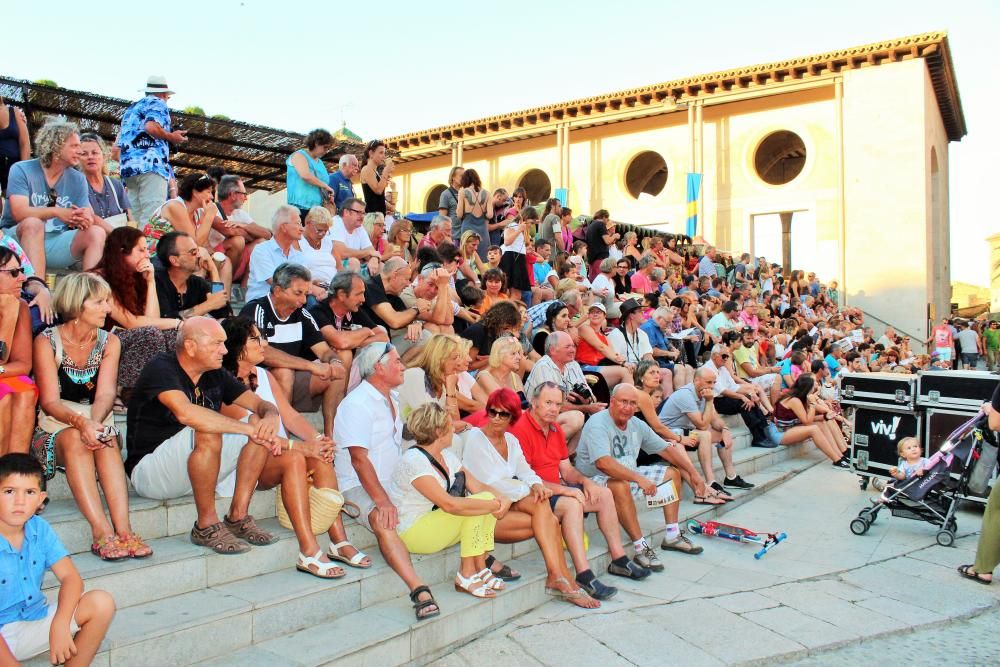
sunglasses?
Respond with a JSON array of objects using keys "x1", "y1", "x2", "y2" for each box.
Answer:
[
  {"x1": 376, "y1": 342, "x2": 396, "y2": 365},
  {"x1": 47, "y1": 187, "x2": 58, "y2": 207},
  {"x1": 0, "y1": 267, "x2": 25, "y2": 278},
  {"x1": 487, "y1": 408, "x2": 511, "y2": 420}
]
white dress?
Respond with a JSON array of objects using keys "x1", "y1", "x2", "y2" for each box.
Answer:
[{"x1": 461, "y1": 429, "x2": 541, "y2": 502}]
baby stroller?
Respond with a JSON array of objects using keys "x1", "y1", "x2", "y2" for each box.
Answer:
[{"x1": 849, "y1": 412, "x2": 994, "y2": 547}]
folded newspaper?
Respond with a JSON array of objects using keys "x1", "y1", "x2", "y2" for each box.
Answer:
[
  {"x1": 646, "y1": 479, "x2": 679, "y2": 508},
  {"x1": 667, "y1": 327, "x2": 700, "y2": 340}
]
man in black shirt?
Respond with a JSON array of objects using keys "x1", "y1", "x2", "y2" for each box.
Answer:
[
  {"x1": 361, "y1": 257, "x2": 432, "y2": 360},
  {"x1": 155, "y1": 231, "x2": 230, "y2": 319},
  {"x1": 585, "y1": 209, "x2": 619, "y2": 280},
  {"x1": 240, "y1": 263, "x2": 347, "y2": 435},
  {"x1": 308, "y1": 271, "x2": 388, "y2": 356},
  {"x1": 125, "y1": 317, "x2": 282, "y2": 554}
]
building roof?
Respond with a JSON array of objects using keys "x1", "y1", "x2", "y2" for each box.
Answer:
[
  {"x1": 0, "y1": 77, "x2": 366, "y2": 192},
  {"x1": 385, "y1": 31, "x2": 966, "y2": 161}
]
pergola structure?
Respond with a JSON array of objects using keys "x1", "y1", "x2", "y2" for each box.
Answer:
[{"x1": 0, "y1": 77, "x2": 365, "y2": 192}]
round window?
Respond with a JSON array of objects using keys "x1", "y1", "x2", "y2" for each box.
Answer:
[
  {"x1": 625, "y1": 151, "x2": 668, "y2": 199},
  {"x1": 425, "y1": 184, "x2": 447, "y2": 213},
  {"x1": 754, "y1": 131, "x2": 806, "y2": 185},
  {"x1": 517, "y1": 169, "x2": 552, "y2": 204}
]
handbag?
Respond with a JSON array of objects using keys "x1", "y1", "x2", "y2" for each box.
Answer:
[
  {"x1": 409, "y1": 446, "x2": 466, "y2": 509},
  {"x1": 102, "y1": 178, "x2": 129, "y2": 228},
  {"x1": 36, "y1": 328, "x2": 114, "y2": 435},
  {"x1": 276, "y1": 483, "x2": 345, "y2": 535}
]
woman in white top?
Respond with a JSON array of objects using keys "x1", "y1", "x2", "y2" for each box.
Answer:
[
  {"x1": 462, "y1": 389, "x2": 600, "y2": 608},
  {"x1": 220, "y1": 317, "x2": 372, "y2": 578},
  {"x1": 589, "y1": 258, "x2": 624, "y2": 319},
  {"x1": 390, "y1": 403, "x2": 508, "y2": 599},
  {"x1": 398, "y1": 334, "x2": 475, "y2": 436},
  {"x1": 475, "y1": 335, "x2": 527, "y2": 406},
  {"x1": 497, "y1": 207, "x2": 535, "y2": 304},
  {"x1": 299, "y1": 206, "x2": 338, "y2": 294}
]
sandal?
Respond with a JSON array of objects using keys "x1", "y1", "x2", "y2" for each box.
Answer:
[
  {"x1": 190, "y1": 521, "x2": 250, "y2": 555},
  {"x1": 341, "y1": 501, "x2": 362, "y2": 520},
  {"x1": 454, "y1": 571, "x2": 495, "y2": 598},
  {"x1": 409, "y1": 585, "x2": 441, "y2": 621},
  {"x1": 477, "y1": 568, "x2": 505, "y2": 591},
  {"x1": 296, "y1": 550, "x2": 346, "y2": 579},
  {"x1": 224, "y1": 514, "x2": 278, "y2": 546},
  {"x1": 327, "y1": 541, "x2": 372, "y2": 569},
  {"x1": 485, "y1": 554, "x2": 521, "y2": 581},
  {"x1": 958, "y1": 564, "x2": 992, "y2": 585},
  {"x1": 90, "y1": 535, "x2": 129, "y2": 561},
  {"x1": 545, "y1": 577, "x2": 600, "y2": 609},
  {"x1": 117, "y1": 532, "x2": 153, "y2": 559},
  {"x1": 693, "y1": 495, "x2": 726, "y2": 505}
]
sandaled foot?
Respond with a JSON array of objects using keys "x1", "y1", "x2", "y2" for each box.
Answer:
[
  {"x1": 91, "y1": 535, "x2": 129, "y2": 561},
  {"x1": 693, "y1": 494, "x2": 726, "y2": 505},
  {"x1": 118, "y1": 532, "x2": 153, "y2": 559},
  {"x1": 409, "y1": 585, "x2": 441, "y2": 620},
  {"x1": 224, "y1": 514, "x2": 277, "y2": 546},
  {"x1": 327, "y1": 541, "x2": 372, "y2": 568},
  {"x1": 958, "y1": 564, "x2": 992, "y2": 585},
  {"x1": 477, "y1": 568, "x2": 505, "y2": 591},
  {"x1": 545, "y1": 577, "x2": 600, "y2": 609},
  {"x1": 190, "y1": 522, "x2": 250, "y2": 555},
  {"x1": 296, "y1": 550, "x2": 346, "y2": 579},
  {"x1": 454, "y1": 571, "x2": 495, "y2": 598},
  {"x1": 486, "y1": 554, "x2": 521, "y2": 581},
  {"x1": 708, "y1": 481, "x2": 735, "y2": 501},
  {"x1": 341, "y1": 501, "x2": 362, "y2": 520}
]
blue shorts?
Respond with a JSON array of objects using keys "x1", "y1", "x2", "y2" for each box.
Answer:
[{"x1": 10, "y1": 226, "x2": 79, "y2": 270}]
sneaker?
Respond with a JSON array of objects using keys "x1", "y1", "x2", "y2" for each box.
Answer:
[
  {"x1": 660, "y1": 533, "x2": 704, "y2": 555},
  {"x1": 723, "y1": 475, "x2": 755, "y2": 490},
  {"x1": 608, "y1": 559, "x2": 652, "y2": 580},
  {"x1": 832, "y1": 457, "x2": 852, "y2": 470},
  {"x1": 633, "y1": 545, "x2": 664, "y2": 573},
  {"x1": 752, "y1": 439, "x2": 779, "y2": 448},
  {"x1": 577, "y1": 576, "x2": 618, "y2": 600}
]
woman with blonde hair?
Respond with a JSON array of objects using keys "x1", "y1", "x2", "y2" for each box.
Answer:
[
  {"x1": 386, "y1": 217, "x2": 416, "y2": 265},
  {"x1": 32, "y1": 272, "x2": 152, "y2": 559},
  {"x1": 475, "y1": 335, "x2": 526, "y2": 404},
  {"x1": 390, "y1": 403, "x2": 508, "y2": 599},
  {"x1": 79, "y1": 133, "x2": 132, "y2": 227},
  {"x1": 362, "y1": 212, "x2": 389, "y2": 260},
  {"x1": 398, "y1": 334, "x2": 472, "y2": 436},
  {"x1": 457, "y1": 230, "x2": 489, "y2": 284}
]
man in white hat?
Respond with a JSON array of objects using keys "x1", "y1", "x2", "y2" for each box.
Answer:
[{"x1": 116, "y1": 76, "x2": 188, "y2": 224}]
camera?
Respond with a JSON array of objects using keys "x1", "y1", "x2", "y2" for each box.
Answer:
[{"x1": 567, "y1": 382, "x2": 595, "y2": 405}]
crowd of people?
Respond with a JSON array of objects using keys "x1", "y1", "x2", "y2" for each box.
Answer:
[{"x1": 0, "y1": 76, "x2": 994, "y2": 664}]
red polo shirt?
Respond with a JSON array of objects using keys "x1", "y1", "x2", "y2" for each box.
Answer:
[{"x1": 509, "y1": 411, "x2": 568, "y2": 484}]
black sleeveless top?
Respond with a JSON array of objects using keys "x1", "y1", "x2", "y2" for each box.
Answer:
[
  {"x1": 361, "y1": 166, "x2": 386, "y2": 214},
  {"x1": 0, "y1": 105, "x2": 21, "y2": 160},
  {"x1": 43, "y1": 328, "x2": 109, "y2": 405}
]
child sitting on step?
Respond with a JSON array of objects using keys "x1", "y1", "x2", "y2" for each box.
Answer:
[{"x1": 0, "y1": 454, "x2": 115, "y2": 665}]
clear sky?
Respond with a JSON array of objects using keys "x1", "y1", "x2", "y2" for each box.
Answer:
[{"x1": 6, "y1": 0, "x2": 998, "y2": 285}]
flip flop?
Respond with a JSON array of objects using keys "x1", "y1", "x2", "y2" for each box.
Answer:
[
  {"x1": 957, "y1": 564, "x2": 992, "y2": 585},
  {"x1": 693, "y1": 495, "x2": 726, "y2": 505}
]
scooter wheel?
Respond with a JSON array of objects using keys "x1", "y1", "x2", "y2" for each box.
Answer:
[
  {"x1": 936, "y1": 530, "x2": 955, "y2": 548},
  {"x1": 850, "y1": 518, "x2": 869, "y2": 535}
]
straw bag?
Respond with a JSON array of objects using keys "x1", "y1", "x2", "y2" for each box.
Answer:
[{"x1": 276, "y1": 485, "x2": 345, "y2": 535}]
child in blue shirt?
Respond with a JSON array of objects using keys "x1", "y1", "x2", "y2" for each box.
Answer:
[{"x1": 0, "y1": 454, "x2": 115, "y2": 665}]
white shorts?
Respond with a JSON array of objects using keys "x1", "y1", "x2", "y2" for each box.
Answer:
[
  {"x1": 130, "y1": 428, "x2": 248, "y2": 500},
  {"x1": 1, "y1": 605, "x2": 79, "y2": 661},
  {"x1": 591, "y1": 464, "x2": 671, "y2": 499},
  {"x1": 750, "y1": 373, "x2": 777, "y2": 389}
]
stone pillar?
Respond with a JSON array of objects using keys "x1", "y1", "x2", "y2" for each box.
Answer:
[{"x1": 989, "y1": 233, "x2": 1000, "y2": 313}]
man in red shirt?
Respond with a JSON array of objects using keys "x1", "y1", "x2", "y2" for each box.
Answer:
[{"x1": 510, "y1": 381, "x2": 651, "y2": 600}]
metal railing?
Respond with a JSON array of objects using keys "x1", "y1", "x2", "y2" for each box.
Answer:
[{"x1": 857, "y1": 308, "x2": 926, "y2": 343}]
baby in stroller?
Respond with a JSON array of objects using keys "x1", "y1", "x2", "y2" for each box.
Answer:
[{"x1": 889, "y1": 437, "x2": 928, "y2": 481}]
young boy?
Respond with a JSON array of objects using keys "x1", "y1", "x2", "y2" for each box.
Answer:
[{"x1": 0, "y1": 454, "x2": 115, "y2": 665}]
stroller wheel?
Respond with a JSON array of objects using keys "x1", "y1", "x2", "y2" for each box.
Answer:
[
  {"x1": 871, "y1": 478, "x2": 886, "y2": 493},
  {"x1": 936, "y1": 530, "x2": 955, "y2": 548},
  {"x1": 860, "y1": 508, "x2": 877, "y2": 524},
  {"x1": 850, "y1": 518, "x2": 870, "y2": 535},
  {"x1": 858, "y1": 476, "x2": 870, "y2": 491}
]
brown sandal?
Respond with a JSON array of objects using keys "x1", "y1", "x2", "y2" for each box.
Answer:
[
  {"x1": 190, "y1": 522, "x2": 250, "y2": 555},
  {"x1": 224, "y1": 514, "x2": 278, "y2": 546},
  {"x1": 118, "y1": 532, "x2": 153, "y2": 559},
  {"x1": 91, "y1": 535, "x2": 129, "y2": 561}
]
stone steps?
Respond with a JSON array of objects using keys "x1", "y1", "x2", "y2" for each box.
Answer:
[{"x1": 23, "y1": 432, "x2": 826, "y2": 666}]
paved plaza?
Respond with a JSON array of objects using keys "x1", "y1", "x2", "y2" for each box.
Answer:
[{"x1": 432, "y1": 465, "x2": 999, "y2": 667}]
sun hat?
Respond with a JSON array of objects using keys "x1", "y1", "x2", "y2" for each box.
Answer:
[{"x1": 142, "y1": 75, "x2": 175, "y2": 95}]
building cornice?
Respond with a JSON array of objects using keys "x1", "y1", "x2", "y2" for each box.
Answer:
[{"x1": 385, "y1": 31, "x2": 965, "y2": 161}]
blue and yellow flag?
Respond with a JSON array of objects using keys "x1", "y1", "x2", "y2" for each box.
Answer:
[{"x1": 685, "y1": 173, "x2": 701, "y2": 238}]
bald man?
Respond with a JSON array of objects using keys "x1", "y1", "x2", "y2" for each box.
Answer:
[
  {"x1": 125, "y1": 317, "x2": 284, "y2": 555},
  {"x1": 576, "y1": 385, "x2": 703, "y2": 574}
]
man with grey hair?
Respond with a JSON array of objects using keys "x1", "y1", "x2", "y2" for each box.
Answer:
[
  {"x1": 418, "y1": 214, "x2": 451, "y2": 251},
  {"x1": 361, "y1": 256, "x2": 433, "y2": 359},
  {"x1": 245, "y1": 205, "x2": 307, "y2": 301},
  {"x1": 697, "y1": 246, "x2": 718, "y2": 278},
  {"x1": 1, "y1": 118, "x2": 107, "y2": 275},
  {"x1": 630, "y1": 255, "x2": 658, "y2": 294},
  {"x1": 327, "y1": 154, "x2": 359, "y2": 210},
  {"x1": 215, "y1": 175, "x2": 272, "y2": 287},
  {"x1": 334, "y1": 341, "x2": 442, "y2": 620},
  {"x1": 400, "y1": 262, "x2": 455, "y2": 334},
  {"x1": 310, "y1": 271, "x2": 388, "y2": 354},
  {"x1": 125, "y1": 317, "x2": 282, "y2": 554},
  {"x1": 117, "y1": 75, "x2": 188, "y2": 224},
  {"x1": 240, "y1": 263, "x2": 347, "y2": 435},
  {"x1": 524, "y1": 331, "x2": 601, "y2": 453}
]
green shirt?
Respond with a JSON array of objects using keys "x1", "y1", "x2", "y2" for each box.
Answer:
[{"x1": 984, "y1": 328, "x2": 1000, "y2": 351}]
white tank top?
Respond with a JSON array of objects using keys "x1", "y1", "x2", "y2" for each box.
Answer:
[{"x1": 244, "y1": 366, "x2": 287, "y2": 438}]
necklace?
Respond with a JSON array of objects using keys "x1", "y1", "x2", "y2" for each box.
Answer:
[{"x1": 61, "y1": 325, "x2": 97, "y2": 349}]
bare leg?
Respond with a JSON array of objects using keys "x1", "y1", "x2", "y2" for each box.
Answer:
[
  {"x1": 271, "y1": 367, "x2": 294, "y2": 404},
  {"x1": 189, "y1": 432, "x2": 225, "y2": 528},
  {"x1": 558, "y1": 410, "x2": 585, "y2": 456},
  {"x1": 7, "y1": 391, "x2": 36, "y2": 454},
  {"x1": 312, "y1": 459, "x2": 371, "y2": 566},
  {"x1": 226, "y1": 439, "x2": 270, "y2": 523},
  {"x1": 607, "y1": 479, "x2": 642, "y2": 542},
  {"x1": 70, "y1": 225, "x2": 108, "y2": 271},
  {"x1": 64, "y1": 590, "x2": 115, "y2": 667},
  {"x1": 554, "y1": 497, "x2": 591, "y2": 573},
  {"x1": 15, "y1": 217, "x2": 46, "y2": 275},
  {"x1": 583, "y1": 485, "x2": 627, "y2": 560},
  {"x1": 0, "y1": 397, "x2": 10, "y2": 455},
  {"x1": 310, "y1": 375, "x2": 336, "y2": 436},
  {"x1": 709, "y1": 428, "x2": 737, "y2": 480},
  {"x1": 659, "y1": 367, "x2": 674, "y2": 398},
  {"x1": 597, "y1": 365, "x2": 632, "y2": 389},
  {"x1": 372, "y1": 519, "x2": 427, "y2": 591},
  {"x1": 692, "y1": 429, "x2": 716, "y2": 484},
  {"x1": 57, "y1": 430, "x2": 115, "y2": 541}
]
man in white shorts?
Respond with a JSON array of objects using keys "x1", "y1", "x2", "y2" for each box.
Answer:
[
  {"x1": 575, "y1": 385, "x2": 703, "y2": 575},
  {"x1": 124, "y1": 317, "x2": 282, "y2": 555}
]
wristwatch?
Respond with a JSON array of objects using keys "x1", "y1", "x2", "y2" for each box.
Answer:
[{"x1": 0, "y1": 365, "x2": 5, "y2": 376}]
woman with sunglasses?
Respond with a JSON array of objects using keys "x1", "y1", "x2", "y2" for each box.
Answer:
[
  {"x1": 461, "y1": 388, "x2": 600, "y2": 608},
  {"x1": 611, "y1": 258, "x2": 632, "y2": 296},
  {"x1": 219, "y1": 316, "x2": 371, "y2": 577},
  {"x1": 32, "y1": 272, "x2": 152, "y2": 561},
  {"x1": 0, "y1": 246, "x2": 37, "y2": 455}
]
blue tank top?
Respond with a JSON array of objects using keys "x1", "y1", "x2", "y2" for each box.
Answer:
[
  {"x1": 0, "y1": 106, "x2": 21, "y2": 160},
  {"x1": 285, "y1": 149, "x2": 328, "y2": 209}
]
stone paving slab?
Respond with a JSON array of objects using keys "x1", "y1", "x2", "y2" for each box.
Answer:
[
  {"x1": 742, "y1": 605, "x2": 857, "y2": 650},
  {"x1": 570, "y1": 610, "x2": 724, "y2": 667},
  {"x1": 509, "y1": 621, "x2": 628, "y2": 666}
]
